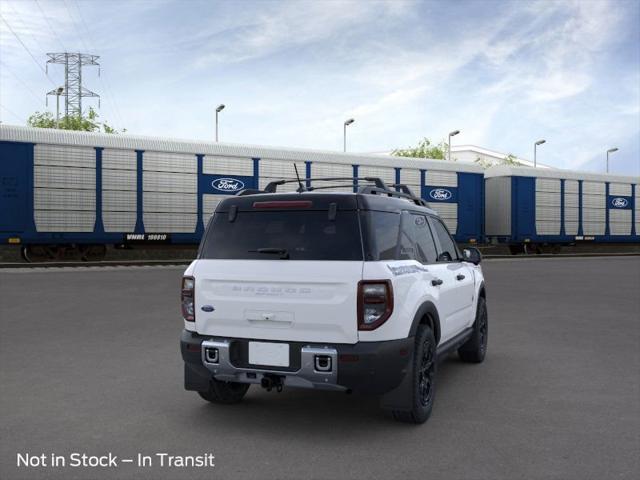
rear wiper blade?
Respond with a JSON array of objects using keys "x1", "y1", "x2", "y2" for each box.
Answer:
[{"x1": 248, "y1": 248, "x2": 290, "y2": 259}]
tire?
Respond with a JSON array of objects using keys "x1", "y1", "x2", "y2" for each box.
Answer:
[
  {"x1": 80, "y1": 244, "x2": 107, "y2": 262},
  {"x1": 508, "y1": 244, "x2": 523, "y2": 255},
  {"x1": 391, "y1": 324, "x2": 436, "y2": 424},
  {"x1": 458, "y1": 296, "x2": 488, "y2": 363},
  {"x1": 198, "y1": 378, "x2": 250, "y2": 405}
]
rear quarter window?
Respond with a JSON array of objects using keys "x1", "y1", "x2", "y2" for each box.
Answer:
[
  {"x1": 361, "y1": 211, "x2": 401, "y2": 261},
  {"x1": 361, "y1": 210, "x2": 442, "y2": 263}
]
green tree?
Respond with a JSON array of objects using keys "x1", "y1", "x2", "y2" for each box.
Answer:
[
  {"x1": 474, "y1": 153, "x2": 523, "y2": 169},
  {"x1": 502, "y1": 153, "x2": 522, "y2": 166},
  {"x1": 27, "y1": 107, "x2": 125, "y2": 133},
  {"x1": 392, "y1": 138, "x2": 449, "y2": 160}
]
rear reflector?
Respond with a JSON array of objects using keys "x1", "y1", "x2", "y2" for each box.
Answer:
[
  {"x1": 253, "y1": 200, "x2": 313, "y2": 209},
  {"x1": 338, "y1": 354, "x2": 360, "y2": 363}
]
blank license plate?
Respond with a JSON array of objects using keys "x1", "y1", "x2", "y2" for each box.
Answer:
[{"x1": 248, "y1": 342, "x2": 290, "y2": 367}]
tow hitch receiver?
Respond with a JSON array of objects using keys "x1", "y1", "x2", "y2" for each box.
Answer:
[{"x1": 261, "y1": 374, "x2": 284, "y2": 392}]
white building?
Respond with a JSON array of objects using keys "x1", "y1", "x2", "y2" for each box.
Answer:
[
  {"x1": 450, "y1": 145, "x2": 551, "y2": 169},
  {"x1": 368, "y1": 145, "x2": 552, "y2": 169}
]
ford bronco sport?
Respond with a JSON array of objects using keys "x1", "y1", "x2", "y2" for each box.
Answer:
[{"x1": 180, "y1": 177, "x2": 487, "y2": 423}]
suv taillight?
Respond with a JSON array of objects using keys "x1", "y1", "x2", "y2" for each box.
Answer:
[
  {"x1": 357, "y1": 280, "x2": 393, "y2": 330},
  {"x1": 181, "y1": 276, "x2": 195, "y2": 322}
]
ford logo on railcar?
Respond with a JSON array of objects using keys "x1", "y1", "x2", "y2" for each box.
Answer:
[
  {"x1": 429, "y1": 188, "x2": 452, "y2": 201},
  {"x1": 611, "y1": 197, "x2": 628, "y2": 208},
  {"x1": 212, "y1": 178, "x2": 245, "y2": 192}
]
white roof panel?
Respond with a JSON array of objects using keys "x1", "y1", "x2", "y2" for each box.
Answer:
[
  {"x1": 0, "y1": 124, "x2": 484, "y2": 174},
  {"x1": 484, "y1": 165, "x2": 638, "y2": 184}
]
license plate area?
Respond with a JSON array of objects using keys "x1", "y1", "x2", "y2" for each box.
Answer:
[{"x1": 248, "y1": 341, "x2": 290, "y2": 367}]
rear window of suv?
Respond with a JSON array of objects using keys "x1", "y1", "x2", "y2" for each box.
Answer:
[{"x1": 199, "y1": 210, "x2": 363, "y2": 261}]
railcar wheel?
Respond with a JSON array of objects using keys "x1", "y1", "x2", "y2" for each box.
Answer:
[
  {"x1": 80, "y1": 244, "x2": 107, "y2": 262},
  {"x1": 21, "y1": 245, "x2": 52, "y2": 263},
  {"x1": 508, "y1": 244, "x2": 523, "y2": 255}
]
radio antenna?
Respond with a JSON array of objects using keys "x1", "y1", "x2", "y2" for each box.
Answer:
[{"x1": 293, "y1": 164, "x2": 305, "y2": 193}]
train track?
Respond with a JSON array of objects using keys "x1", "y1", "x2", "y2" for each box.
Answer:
[
  {"x1": 483, "y1": 252, "x2": 639, "y2": 259},
  {"x1": 0, "y1": 252, "x2": 638, "y2": 268},
  {"x1": 0, "y1": 259, "x2": 193, "y2": 269}
]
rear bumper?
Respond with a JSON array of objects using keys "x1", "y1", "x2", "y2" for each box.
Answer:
[{"x1": 180, "y1": 330, "x2": 414, "y2": 395}]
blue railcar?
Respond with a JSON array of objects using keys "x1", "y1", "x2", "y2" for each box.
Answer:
[
  {"x1": 0, "y1": 125, "x2": 485, "y2": 260},
  {"x1": 484, "y1": 165, "x2": 639, "y2": 253}
]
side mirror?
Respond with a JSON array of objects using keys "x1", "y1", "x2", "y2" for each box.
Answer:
[{"x1": 463, "y1": 247, "x2": 482, "y2": 265}]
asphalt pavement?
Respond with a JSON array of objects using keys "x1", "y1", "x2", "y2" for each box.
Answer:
[{"x1": 1, "y1": 257, "x2": 639, "y2": 480}]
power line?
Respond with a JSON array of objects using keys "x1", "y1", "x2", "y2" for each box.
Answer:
[
  {"x1": 0, "y1": 59, "x2": 45, "y2": 104},
  {"x1": 4, "y1": 0, "x2": 43, "y2": 49},
  {"x1": 0, "y1": 13, "x2": 56, "y2": 86},
  {"x1": 62, "y1": 0, "x2": 90, "y2": 52},
  {"x1": 0, "y1": 103, "x2": 24, "y2": 123},
  {"x1": 71, "y1": 0, "x2": 126, "y2": 128},
  {"x1": 33, "y1": 0, "x2": 68, "y2": 52}
]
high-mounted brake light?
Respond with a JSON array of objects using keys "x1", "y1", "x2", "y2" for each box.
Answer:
[
  {"x1": 252, "y1": 200, "x2": 313, "y2": 209},
  {"x1": 357, "y1": 280, "x2": 393, "y2": 330},
  {"x1": 181, "y1": 276, "x2": 195, "y2": 322}
]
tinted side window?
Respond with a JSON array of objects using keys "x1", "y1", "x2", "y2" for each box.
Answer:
[
  {"x1": 362, "y1": 211, "x2": 401, "y2": 260},
  {"x1": 411, "y1": 214, "x2": 438, "y2": 264},
  {"x1": 363, "y1": 211, "x2": 441, "y2": 263},
  {"x1": 397, "y1": 213, "x2": 416, "y2": 260},
  {"x1": 429, "y1": 217, "x2": 458, "y2": 261}
]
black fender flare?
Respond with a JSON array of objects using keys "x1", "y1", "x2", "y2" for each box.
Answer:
[
  {"x1": 408, "y1": 301, "x2": 441, "y2": 344},
  {"x1": 478, "y1": 281, "x2": 487, "y2": 300}
]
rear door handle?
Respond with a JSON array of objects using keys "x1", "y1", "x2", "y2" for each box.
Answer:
[
  {"x1": 431, "y1": 278, "x2": 443, "y2": 286},
  {"x1": 456, "y1": 274, "x2": 466, "y2": 281}
]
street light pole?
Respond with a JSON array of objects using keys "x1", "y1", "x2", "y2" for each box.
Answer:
[
  {"x1": 215, "y1": 104, "x2": 225, "y2": 142},
  {"x1": 343, "y1": 118, "x2": 354, "y2": 152},
  {"x1": 447, "y1": 130, "x2": 460, "y2": 162},
  {"x1": 534, "y1": 139, "x2": 546, "y2": 168},
  {"x1": 606, "y1": 148, "x2": 618, "y2": 173},
  {"x1": 55, "y1": 87, "x2": 64, "y2": 128}
]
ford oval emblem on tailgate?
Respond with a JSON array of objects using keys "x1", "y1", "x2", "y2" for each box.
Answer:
[{"x1": 201, "y1": 305, "x2": 215, "y2": 312}]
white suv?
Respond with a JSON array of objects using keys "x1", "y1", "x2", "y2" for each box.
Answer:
[{"x1": 180, "y1": 178, "x2": 488, "y2": 423}]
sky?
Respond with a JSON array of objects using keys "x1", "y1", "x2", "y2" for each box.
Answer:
[{"x1": 0, "y1": 0, "x2": 639, "y2": 175}]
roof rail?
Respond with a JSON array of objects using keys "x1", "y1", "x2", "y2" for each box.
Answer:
[
  {"x1": 388, "y1": 183, "x2": 418, "y2": 198},
  {"x1": 263, "y1": 176, "x2": 388, "y2": 193},
  {"x1": 252, "y1": 177, "x2": 428, "y2": 207},
  {"x1": 235, "y1": 188, "x2": 265, "y2": 196}
]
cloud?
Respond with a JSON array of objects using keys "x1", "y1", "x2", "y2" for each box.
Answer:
[
  {"x1": 189, "y1": 0, "x2": 407, "y2": 69},
  {"x1": 1, "y1": 0, "x2": 637, "y2": 174}
]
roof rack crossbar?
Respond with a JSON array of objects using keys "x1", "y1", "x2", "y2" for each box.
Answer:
[{"x1": 256, "y1": 176, "x2": 428, "y2": 207}]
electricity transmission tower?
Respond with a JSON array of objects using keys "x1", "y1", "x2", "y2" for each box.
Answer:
[{"x1": 46, "y1": 53, "x2": 100, "y2": 117}]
